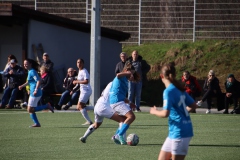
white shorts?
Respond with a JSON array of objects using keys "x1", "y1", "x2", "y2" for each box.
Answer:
[
  {"x1": 110, "y1": 101, "x2": 131, "y2": 116},
  {"x1": 78, "y1": 89, "x2": 92, "y2": 104},
  {"x1": 161, "y1": 137, "x2": 192, "y2": 155},
  {"x1": 28, "y1": 96, "x2": 41, "y2": 107},
  {"x1": 94, "y1": 102, "x2": 115, "y2": 123}
]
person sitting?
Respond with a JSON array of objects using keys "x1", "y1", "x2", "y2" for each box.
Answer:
[
  {"x1": 223, "y1": 74, "x2": 240, "y2": 114},
  {"x1": 182, "y1": 71, "x2": 201, "y2": 113},
  {"x1": 39, "y1": 66, "x2": 54, "y2": 105},
  {"x1": 55, "y1": 68, "x2": 79, "y2": 110},
  {"x1": 196, "y1": 70, "x2": 222, "y2": 114},
  {"x1": 40, "y1": 53, "x2": 54, "y2": 73},
  {"x1": 0, "y1": 59, "x2": 25, "y2": 109}
]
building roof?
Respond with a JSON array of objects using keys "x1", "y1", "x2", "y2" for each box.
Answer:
[{"x1": 0, "y1": 3, "x2": 130, "y2": 41}]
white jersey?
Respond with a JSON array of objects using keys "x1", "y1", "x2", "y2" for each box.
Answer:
[
  {"x1": 96, "y1": 82, "x2": 112, "y2": 105},
  {"x1": 77, "y1": 68, "x2": 92, "y2": 91}
]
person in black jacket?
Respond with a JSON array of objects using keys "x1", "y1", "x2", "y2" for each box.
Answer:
[
  {"x1": 223, "y1": 74, "x2": 240, "y2": 114},
  {"x1": 125, "y1": 50, "x2": 150, "y2": 112},
  {"x1": 40, "y1": 53, "x2": 54, "y2": 73},
  {"x1": 0, "y1": 59, "x2": 25, "y2": 109},
  {"x1": 115, "y1": 52, "x2": 128, "y2": 74},
  {"x1": 39, "y1": 66, "x2": 54, "y2": 105},
  {"x1": 55, "y1": 68, "x2": 80, "y2": 110},
  {"x1": 196, "y1": 70, "x2": 222, "y2": 114}
]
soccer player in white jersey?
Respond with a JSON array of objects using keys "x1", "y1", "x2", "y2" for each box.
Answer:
[
  {"x1": 79, "y1": 82, "x2": 127, "y2": 143},
  {"x1": 109, "y1": 63, "x2": 140, "y2": 145},
  {"x1": 150, "y1": 63, "x2": 197, "y2": 160},
  {"x1": 73, "y1": 59, "x2": 93, "y2": 125}
]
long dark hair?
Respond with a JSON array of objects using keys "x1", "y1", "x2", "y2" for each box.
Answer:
[
  {"x1": 25, "y1": 59, "x2": 39, "y2": 71},
  {"x1": 161, "y1": 63, "x2": 185, "y2": 92}
]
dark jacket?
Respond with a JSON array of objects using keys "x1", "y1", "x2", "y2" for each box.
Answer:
[
  {"x1": 115, "y1": 61, "x2": 126, "y2": 74},
  {"x1": 40, "y1": 60, "x2": 54, "y2": 72},
  {"x1": 224, "y1": 79, "x2": 240, "y2": 97},
  {"x1": 3, "y1": 65, "x2": 24, "y2": 87},
  {"x1": 126, "y1": 55, "x2": 150, "y2": 84},
  {"x1": 63, "y1": 72, "x2": 79, "y2": 93},
  {"x1": 203, "y1": 77, "x2": 222, "y2": 95},
  {"x1": 40, "y1": 73, "x2": 54, "y2": 94}
]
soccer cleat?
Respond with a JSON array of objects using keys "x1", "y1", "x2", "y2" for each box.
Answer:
[
  {"x1": 135, "y1": 109, "x2": 141, "y2": 112},
  {"x1": 82, "y1": 121, "x2": 93, "y2": 126},
  {"x1": 118, "y1": 135, "x2": 127, "y2": 145},
  {"x1": 29, "y1": 124, "x2": 41, "y2": 128},
  {"x1": 206, "y1": 109, "x2": 211, "y2": 114},
  {"x1": 223, "y1": 110, "x2": 229, "y2": 114},
  {"x1": 47, "y1": 103, "x2": 54, "y2": 113},
  {"x1": 112, "y1": 135, "x2": 120, "y2": 145},
  {"x1": 79, "y1": 137, "x2": 86, "y2": 143},
  {"x1": 196, "y1": 101, "x2": 202, "y2": 107}
]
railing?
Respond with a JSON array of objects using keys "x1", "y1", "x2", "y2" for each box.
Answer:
[{"x1": 1, "y1": 0, "x2": 239, "y2": 45}]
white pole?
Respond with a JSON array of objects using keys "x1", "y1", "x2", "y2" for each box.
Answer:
[
  {"x1": 89, "y1": 0, "x2": 101, "y2": 106},
  {"x1": 35, "y1": 0, "x2": 37, "y2": 10},
  {"x1": 138, "y1": 0, "x2": 141, "y2": 45},
  {"x1": 193, "y1": 0, "x2": 196, "y2": 42},
  {"x1": 86, "y1": 0, "x2": 89, "y2": 23}
]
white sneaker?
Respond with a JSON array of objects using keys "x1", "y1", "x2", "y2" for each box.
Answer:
[
  {"x1": 196, "y1": 101, "x2": 202, "y2": 107},
  {"x1": 206, "y1": 109, "x2": 211, "y2": 114},
  {"x1": 21, "y1": 102, "x2": 27, "y2": 108},
  {"x1": 81, "y1": 121, "x2": 93, "y2": 125}
]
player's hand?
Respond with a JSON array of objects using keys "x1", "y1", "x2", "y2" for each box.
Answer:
[
  {"x1": 150, "y1": 106, "x2": 157, "y2": 115},
  {"x1": 129, "y1": 103, "x2": 136, "y2": 109},
  {"x1": 73, "y1": 80, "x2": 78, "y2": 85},
  {"x1": 18, "y1": 85, "x2": 23, "y2": 90},
  {"x1": 33, "y1": 90, "x2": 37, "y2": 96}
]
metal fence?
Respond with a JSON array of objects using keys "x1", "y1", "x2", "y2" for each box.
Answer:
[{"x1": 1, "y1": 0, "x2": 240, "y2": 45}]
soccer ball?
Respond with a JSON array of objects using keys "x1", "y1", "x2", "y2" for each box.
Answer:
[{"x1": 127, "y1": 133, "x2": 139, "y2": 146}]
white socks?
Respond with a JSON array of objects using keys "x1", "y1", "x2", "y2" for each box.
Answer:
[
  {"x1": 85, "y1": 106, "x2": 94, "y2": 111},
  {"x1": 83, "y1": 124, "x2": 95, "y2": 139},
  {"x1": 80, "y1": 108, "x2": 92, "y2": 123}
]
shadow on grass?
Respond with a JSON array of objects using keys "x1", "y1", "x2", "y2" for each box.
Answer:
[{"x1": 190, "y1": 144, "x2": 240, "y2": 148}]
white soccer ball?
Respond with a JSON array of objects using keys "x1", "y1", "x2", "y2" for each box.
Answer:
[{"x1": 127, "y1": 133, "x2": 139, "y2": 146}]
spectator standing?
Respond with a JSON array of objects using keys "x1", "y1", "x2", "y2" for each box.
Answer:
[
  {"x1": 55, "y1": 68, "x2": 80, "y2": 110},
  {"x1": 40, "y1": 53, "x2": 54, "y2": 72},
  {"x1": 39, "y1": 66, "x2": 54, "y2": 105},
  {"x1": 115, "y1": 52, "x2": 128, "y2": 74},
  {"x1": 0, "y1": 59, "x2": 24, "y2": 109},
  {"x1": 223, "y1": 74, "x2": 240, "y2": 114},
  {"x1": 126, "y1": 50, "x2": 150, "y2": 112},
  {"x1": 196, "y1": 70, "x2": 222, "y2": 114}
]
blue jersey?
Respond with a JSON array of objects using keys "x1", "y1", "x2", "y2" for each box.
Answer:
[
  {"x1": 163, "y1": 83, "x2": 194, "y2": 139},
  {"x1": 28, "y1": 69, "x2": 42, "y2": 97},
  {"x1": 109, "y1": 76, "x2": 128, "y2": 104}
]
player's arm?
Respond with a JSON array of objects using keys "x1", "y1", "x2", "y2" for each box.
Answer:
[
  {"x1": 116, "y1": 71, "x2": 132, "y2": 78},
  {"x1": 150, "y1": 106, "x2": 170, "y2": 118},
  {"x1": 186, "y1": 102, "x2": 197, "y2": 112}
]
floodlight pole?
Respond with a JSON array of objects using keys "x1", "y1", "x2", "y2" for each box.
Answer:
[{"x1": 89, "y1": 0, "x2": 101, "y2": 106}]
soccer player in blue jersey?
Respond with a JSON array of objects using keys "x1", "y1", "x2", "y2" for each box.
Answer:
[
  {"x1": 19, "y1": 59, "x2": 54, "y2": 127},
  {"x1": 150, "y1": 63, "x2": 197, "y2": 160},
  {"x1": 110, "y1": 63, "x2": 140, "y2": 145}
]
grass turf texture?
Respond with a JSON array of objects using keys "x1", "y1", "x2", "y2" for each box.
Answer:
[{"x1": 0, "y1": 110, "x2": 239, "y2": 160}]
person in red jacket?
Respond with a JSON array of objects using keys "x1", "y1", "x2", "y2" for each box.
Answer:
[{"x1": 182, "y1": 71, "x2": 201, "y2": 113}]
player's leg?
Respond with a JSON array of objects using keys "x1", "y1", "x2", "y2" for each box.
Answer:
[
  {"x1": 158, "y1": 150, "x2": 172, "y2": 160},
  {"x1": 77, "y1": 90, "x2": 93, "y2": 125},
  {"x1": 159, "y1": 137, "x2": 172, "y2": 160}
]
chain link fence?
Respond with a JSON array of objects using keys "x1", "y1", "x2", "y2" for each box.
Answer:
[{"x1": 1, "y1": 0, "x2": 239, "y2": 45}]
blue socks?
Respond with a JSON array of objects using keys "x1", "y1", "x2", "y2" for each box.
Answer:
[
  {"x1": 34, "y1": 105, "x2": 47, "y2": 112},
  {"x1": 118, "y1": 123, "x2": 129, "y2": 136},
  {"x1": 30, "y1": 113, "x2": 40, "y2": 125}
]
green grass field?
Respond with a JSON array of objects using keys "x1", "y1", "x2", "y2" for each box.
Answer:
[{"x1": 0, "y1": 110, "x2": 239, "y2": 160}]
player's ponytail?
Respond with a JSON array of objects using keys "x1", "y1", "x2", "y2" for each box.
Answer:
[{"x1": 161, "y1": 63, "x2": 185, "y2": 92}]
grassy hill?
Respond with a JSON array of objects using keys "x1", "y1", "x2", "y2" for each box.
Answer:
[{"x1": 122, "y1": 40, "x2": 240, "y2": 106}]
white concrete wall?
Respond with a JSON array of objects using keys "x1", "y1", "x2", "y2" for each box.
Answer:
[
  {"x1": 0, "y1": 25, "x2": 22, "y2": 70},
  {"x1": 28, "y1": 20, "x2": 121, "y2": 91}
]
